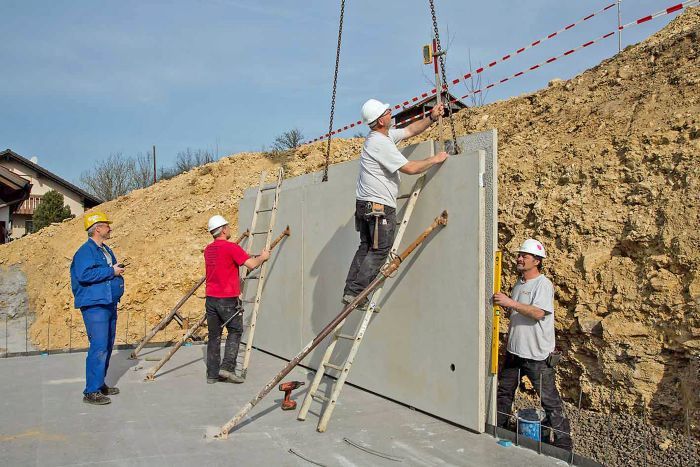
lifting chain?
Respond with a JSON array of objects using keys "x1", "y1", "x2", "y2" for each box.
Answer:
[
  {"x1": 323, "y1": 0, "x2": 346, "y2": 182},
  {"x1": 429, "y1": 0, "x2": 460, "y2": 153}
]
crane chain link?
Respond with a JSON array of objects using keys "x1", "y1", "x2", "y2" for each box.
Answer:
[
  {"x1": 323, "y1": 0, "x2": 346, "y2": 182},
  {"x1": 429, "y1": 0, "x2": 460, "y2": 153}
]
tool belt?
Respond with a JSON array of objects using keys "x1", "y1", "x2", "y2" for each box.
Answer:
[
  {"x1": 545, "y1": 351, "x2": 562, "y2": 368},
  {"x1": 365, "y1": 202, "x2": 385, "y2": 250}
]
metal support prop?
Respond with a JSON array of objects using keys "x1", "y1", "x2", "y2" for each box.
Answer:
[
  {"x1": 130, "y1": 229, "x2": 250, "y2": 359},
  {"x1": 144, "y1": 313, "x2": 207, "y2": 381},
  {"x1": 298, "y1": 171, "x2": 428, "y2": 432},
  {"x1": 143, "y1": 228, "x2": 290, "y2": 381},
  {"x1": 214, "y1": 210, "x2": 448, "y2": 439},
  {"x1": 490, "y1": 251, "x2": 502, "y2": 374}
]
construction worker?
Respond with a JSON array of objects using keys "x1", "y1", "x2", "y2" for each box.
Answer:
[
  {"x1": 70, "y1": 211, "x2": 124, "y2": 405},
  {"x1": 342, "y1": 99, "x2": 449, "y2": 305},
  {"x1": 493, "y1": 239, "x2": 573, "y2": 450},
  {"x1": 204, "y1": 215, "x2": 269, "y2": 384}
]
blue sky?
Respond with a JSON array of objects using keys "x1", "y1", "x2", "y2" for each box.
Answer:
[{"x1": 0, "y1": 0, "x2": 686, "y2": 184}]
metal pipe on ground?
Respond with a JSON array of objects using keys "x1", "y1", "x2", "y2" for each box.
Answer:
[{"x1": 214, "y1": 211, "x2": 448, "y2": 439}]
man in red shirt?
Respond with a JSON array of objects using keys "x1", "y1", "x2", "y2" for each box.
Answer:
[{"x1": 204, "y1": 215, "x2": 270, "y2": 384}]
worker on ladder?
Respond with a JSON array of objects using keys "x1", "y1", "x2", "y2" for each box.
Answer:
[
  {"x1": 342, "y1": 99, "x2": 449, "y2": 306},
  {"x1": 204, "y1": 215, "x2": 269, "y2": 384},
  {"x1": 493, "y1": 239, "x2": 573, "y2": 450}
]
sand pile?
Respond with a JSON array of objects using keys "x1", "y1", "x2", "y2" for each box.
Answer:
[{"x1": 1, "y1": 6, "x2": 698, "y2": 449}]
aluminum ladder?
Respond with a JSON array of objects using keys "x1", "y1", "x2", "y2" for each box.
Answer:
[
  {"x1": 239, "y1": 167, "x2": 284, "y2": 378},
  {"x1": 297, "y1": 173, "x2": 427, "y2": 432}
]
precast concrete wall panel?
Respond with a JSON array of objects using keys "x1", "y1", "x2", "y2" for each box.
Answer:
[
  {"x1": 238, "y1": 133, "x2": 497, "y2": 432},
  {"x1": 456, "y1": 130, "x2": 499, "y2": 425}
]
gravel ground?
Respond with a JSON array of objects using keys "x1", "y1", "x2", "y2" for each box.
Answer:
[{"x1": 512, "y1": 392, "x2": 699, "y2": 466}]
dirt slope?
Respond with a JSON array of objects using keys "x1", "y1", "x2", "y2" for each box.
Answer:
[{"x1": 1, "y1": 6, "x2": 698, "y2": 442}]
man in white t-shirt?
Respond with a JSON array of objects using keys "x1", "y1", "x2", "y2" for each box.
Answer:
[
  {"x1": 493, "y1": 239, "x2": 572, "y2": 450},
  {"x1": 343, "y1": 99, "x2": 449, "y2": 305}
]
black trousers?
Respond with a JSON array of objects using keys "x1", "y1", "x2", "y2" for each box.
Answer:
[
  {"x1": 344, "y1": 200, "x2": 397, "y2": 297},
  {"x1": 205, "y1": 297, "x2": 243, "y2": 379},
  {"x1": 497, "y1": 351, "x2": 573, "y2": 450}
]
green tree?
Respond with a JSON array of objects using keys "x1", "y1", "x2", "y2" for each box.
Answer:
[{"x1": 32, "y1": 190, "x2": 73, "y2": 233}]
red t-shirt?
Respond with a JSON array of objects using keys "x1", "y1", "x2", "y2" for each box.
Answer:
[{"x1": 204, "y1": 238, "x2": 250, "y2": 298}]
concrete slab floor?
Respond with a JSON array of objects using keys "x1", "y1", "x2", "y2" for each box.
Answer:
[{"x1": 0, "y1": 346, "x2": 564, "y2": 466}]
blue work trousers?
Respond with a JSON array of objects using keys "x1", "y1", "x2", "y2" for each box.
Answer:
[{"x1": 81, "y1": 303, "x2": 118, "y2": 394}]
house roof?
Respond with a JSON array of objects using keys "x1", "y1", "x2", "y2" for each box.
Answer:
[
  {"x1": 396, "y1": 92, "x2": 467, "y2": 113},
  {"x1": 0, "y1": 149, "x2": 102, "y2": 207},
  {"x1": 0, "y1": 164, "x2": 32, "y2": 212}
]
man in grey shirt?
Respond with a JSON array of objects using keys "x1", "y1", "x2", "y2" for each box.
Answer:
[
  {"x1": 493, "y1": 239, "x2": 572, "y2": 450},
  {"x1": 343, "y1": 98, "x2": 449, "y2": 305}
]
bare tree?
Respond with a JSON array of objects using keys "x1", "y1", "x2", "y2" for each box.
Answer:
[
  {"x1": 80, "y1": 153, "x2": 134, "y2": 201},
  {"x1": 131, "y1": 150, "x2": 155, "y2": 189},
  {"x1": 463, "y1": 49, "x2": 488, "y2": 107},
  {"x1": 175, "y1": 148, "x2": 214, "y2": 173},
  {"x1": 271, "y1": 128, "x2": 304, "y2": 153}
]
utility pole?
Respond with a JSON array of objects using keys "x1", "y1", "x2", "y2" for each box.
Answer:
[
  {"x1": 617, "y1": 0, "x2": 622, "y2": 53},
  {"x1": 152, "y1": 145, "x2": 157, "y2": 185}
]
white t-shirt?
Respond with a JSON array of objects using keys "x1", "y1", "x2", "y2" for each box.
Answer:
[
  {"x1": 356, "y1": 128, "x2": 409, "y2": 208},
  {"x1": 506, "y1": 274, "x2": 556, "y2": 361}
]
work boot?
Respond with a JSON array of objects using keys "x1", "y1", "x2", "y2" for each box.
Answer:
[
  {"x1": 219, "y1": 369, "x2": 245, "y2": 384},
  {"x1": 83, "y1": 392, "x2": 111, "y2": 405},
  {"x1": 206, "y1": 377, "x2": 219, "y2": 384},
  {"x1": 342, "y1": 294, "x2": 369, "y2": 310},
  {"x1": 100, "y1": 385, "x2": 120, "y2": 395}
]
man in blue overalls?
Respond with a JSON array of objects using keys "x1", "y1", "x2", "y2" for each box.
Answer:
[{"x1": 70, "y1": 211, "x2": 125, "y2": 405}]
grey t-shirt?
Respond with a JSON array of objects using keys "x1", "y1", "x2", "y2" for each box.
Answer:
[
  {"x1": 506, "y1": 274, "x2": 555, "y2": 361},
  {"x1": 356, "y1": 128, "x2": 409, "y2": 208}
]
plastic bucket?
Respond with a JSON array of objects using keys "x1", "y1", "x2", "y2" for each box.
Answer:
[{"x1": 516, "y1": 408, "x2": 545, "y2": 441}]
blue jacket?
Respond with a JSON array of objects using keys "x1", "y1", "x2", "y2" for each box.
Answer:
[{"x1": 70, "y1": 238, "x2": 125, "y2": 309}]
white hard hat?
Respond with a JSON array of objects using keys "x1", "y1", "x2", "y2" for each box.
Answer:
[
  {"x1": 361, "y1": 99, "x2": 390, "y2": 124},
  {"x1": 517, "y1": 239, "x2": 547, "y2": 258},
  {"x1": 207, "y1": 215, "x2": 229, "y2": 233}
]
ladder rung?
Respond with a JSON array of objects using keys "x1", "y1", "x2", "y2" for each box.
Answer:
[
  {"x1": 324, "y1": 362, "x2": 344, "y2": 372},
  {"x1": 312, "y1": 393, "x2": 329, "y2": 403},
  {"x1": 256, "y1": 207, "x2": 274, "y2": 213},
  {"x1": 336, "y1": 334, "x2": 356, "y2": 340},
  {"x1": 241, "y1": 299, "x2": 256, "y2": 304},
  {"x1": 396, "y1": 193, "x2": 412, "y2": 200},
  {"x1": 243, "y1": 275, "x2": 259, "y2": 281},
  {"x1": 260, "y1": 184, "x2": 278, "y2": 191},
  {"x1": 251, "y1": 231, "x2": 270, "y2": 235}
]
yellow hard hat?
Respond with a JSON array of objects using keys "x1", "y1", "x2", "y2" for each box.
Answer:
[{"x1": 84, "y1": 211, "x2": 112, "y2": 231}]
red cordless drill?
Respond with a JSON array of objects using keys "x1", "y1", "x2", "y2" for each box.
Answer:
[{"x1": 278, "y1": 381, "x2": 305, "y2": 410}]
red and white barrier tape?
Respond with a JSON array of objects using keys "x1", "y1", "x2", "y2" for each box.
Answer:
[
  {"x1": 306, "y1": 2, "x2": 616, "y2": 143},
  {"x1": 306, "y1": 0, "x2": 697, "y2": 144}
]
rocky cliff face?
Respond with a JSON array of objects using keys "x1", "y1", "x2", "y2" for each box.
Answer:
[{"x1": 1, "y1": 7, "x2": 697, "y2": 439}]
